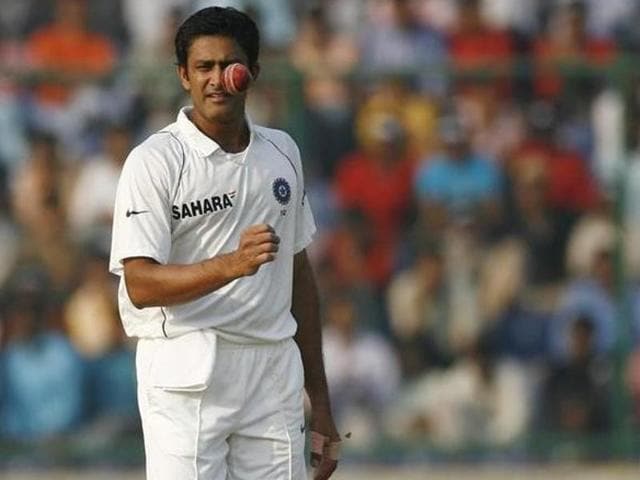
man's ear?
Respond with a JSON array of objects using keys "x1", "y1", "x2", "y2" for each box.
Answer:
[
  {"x1": 250, "y1": 63, "x2": 260, "y2": 82},
  {"x1": 177, "y1": 65, "x2": 191, "y2": 92}
]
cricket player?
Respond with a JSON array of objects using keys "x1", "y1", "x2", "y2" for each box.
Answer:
[{"x1": 109, "y1": 7, "x2": 340, "y2": 479}]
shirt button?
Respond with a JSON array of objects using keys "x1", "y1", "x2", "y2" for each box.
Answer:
[{"x1": 226, "y1": 154, "x2": 232, "y2": 160}]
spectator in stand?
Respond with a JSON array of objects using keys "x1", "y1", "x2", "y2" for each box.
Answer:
[
  {"x1": 356, "y1": 77, "x2": 439, "y2": 160},
  {"x1": 414, "y1": 112, "x2": 502, "y2": 239},
  {"x1": 385, "y1": 336, "x2": 530, "y2": 449},
  {"x1": 533, "y1": 1, "x2": 617, "y2": 100},
  {"x1": 318, "y1": 210, "x2": 372, "y2": 291},
  {"x1": 478, "y1": 238, "x2": 550, "y2": 360},
  {"x1": 448, "y1": 0, "x2": 516, "y2": 80},
  {"x1": 26, "y1": 0, "x2": 117, "y2": 105},
  {"x1": 551, "y1": 237, "x2": 640, "y2": 360},
  {"x1": 317, "y1": 209, "x2": 386, "y2": 333},
  {"x1": 128, "y1": 6, "x2": 190, "y2": 133},
  {"x1": 412, "y1": 111, "x2": 507, "y2": 357},
  {"x1": 24, "y1": 0, "x2": 118, "y2": 156},
  {"x1": 322, "y1": 291, "x2": 400, "y2": 448},
  {"x1": 68, "y1": 123, "x2": 132, "y2": 240},
  {"x1": 359, "y1": 0, "x2": 447, "y2": 95},
  {"x1": 387, "y1": 238, "x2": 454, "y2": 377},
  {"x1": 508, "y1": 101, "x2": 601, "y2": 215},
  {"x1": 564, "y1": 204, "x2": 616, "y2": 277},
  {"x1": 10, "y1": 133, "x2": 77, "y2": 289},
  {"x1": 290, "y1": 4, "x2": 359, "y2": 78},
  {"x1": 11, "y1": 133, "x2": 66, "y2": 231},
  {"x1": 454, "y1": 80, "x2": 525, "y2": 163},
  {"x1": 289, "y1": 5, "x2": 358, "y2": 179},
  {"x1": 541, "y1": 314, "x2": 611, "y2": 434},
  {"x1": 63, "y1": 238, "x2": 137, "y2": 434},
  {"x1": 501, "y1": 154, "x2": 577, "y2": 289},
  {"x1": 562, "y1": 203, "x2": 640, "y2": 342},
  {"x1": 334, "y1": 112, "x2": 416, "y2": 288},
  {"x1": 0, "y1": 265, "x2": 85, "y2": 441}
]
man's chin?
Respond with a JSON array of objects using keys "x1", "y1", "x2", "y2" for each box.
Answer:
[
  {"x1": 199, "y1": 104, "x2": 239, "y2": 124},
  {"x1": 190, "y1": 97, "x2": 244, "y2": 126}
]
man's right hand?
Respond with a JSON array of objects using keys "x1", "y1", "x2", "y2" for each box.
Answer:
[{"x1": 232, "y1": 224, "x2": 280, "y2": 276}]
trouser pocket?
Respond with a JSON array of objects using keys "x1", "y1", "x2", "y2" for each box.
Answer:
[
  {"x1": 145, "y1": 386, "x2": 206, "y2": 457},
  {"x1": 139, "y1": 330, "x2": 217, "y2": 457}
]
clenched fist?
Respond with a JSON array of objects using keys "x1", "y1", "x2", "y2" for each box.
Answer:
[{"x1": 231, "y1": 224, "x2": 280, "y2": 276}]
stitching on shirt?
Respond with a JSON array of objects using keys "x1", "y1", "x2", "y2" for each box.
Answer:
[
  {"x1": 160, "y1": 307, "x2": 169, "y2": 338},
  {"x1": 262, "y1": 135, "x2": 308, "y2": 206},
  {"x1": 262, "y1": 135, "x2": 299, "y2": 183},
  {"x1": 154, "y1": 131, "x2": 186, "y2": 235},
  {"x1": 154, "y1": 130, "x2": 187, "y2": 206},
  {"x1": 168, "y1": 132, "x2": 187, "y2": 205}
]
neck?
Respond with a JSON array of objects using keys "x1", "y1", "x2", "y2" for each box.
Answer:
[{"x1": 189, "y1": 110, "x2": 250, "y2": 153}]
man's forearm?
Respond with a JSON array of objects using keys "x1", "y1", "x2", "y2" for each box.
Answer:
[
  {"x1": 123, "y1": 224, "x2": 279, "y2": 308},
  {"x1": 291, "y1": 250, "x2": 332, "y2": 412},
  {"x1": 123, "y1": 254, "x2": 242, "y2": 308}
]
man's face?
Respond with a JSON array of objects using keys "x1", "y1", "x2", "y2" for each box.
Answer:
[{"x1": 178, "y1": 35, "x2": 255, "y2": 126}]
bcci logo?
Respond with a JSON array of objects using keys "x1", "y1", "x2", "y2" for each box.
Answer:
[{"x1": 272, "y1": 177, "x2": 291, "y2": 206}]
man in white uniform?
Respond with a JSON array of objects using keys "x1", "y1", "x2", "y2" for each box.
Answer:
[{"x1": 109, "y1": 7, "x2": 340, "y2": 479}]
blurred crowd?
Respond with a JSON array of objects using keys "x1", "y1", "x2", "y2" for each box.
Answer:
[{"x1": 2, "y1": 0, "x2": 640, "y2": 459}]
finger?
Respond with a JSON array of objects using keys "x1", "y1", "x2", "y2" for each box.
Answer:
[
  {"x1": 245, "y1": 223, "x2": 274, "y2": 235},
  {"x1": 244, "y1": 232, "x2": 280, "y2": 247},
  {"x1": 255, "y1": 252, "x2": 276, "y2": 265},
  {"x1": 313, "y1": 458, "x2": 338, "y2": 480},
  {"x1": 255, "y1": 241, "x2": 278, "y2": 254},
  {"x1": 310, "y1": 431, "x2": 327, "y2": 468},
  {"x1": 254, "y1": 232, "x2": 279, "y2": 245}
]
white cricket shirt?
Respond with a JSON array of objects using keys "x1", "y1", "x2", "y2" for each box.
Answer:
[{"x1": 109, "y1": 107, "x2": 316, "y2": 342}]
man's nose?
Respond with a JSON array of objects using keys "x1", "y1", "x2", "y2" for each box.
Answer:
[{"x1": 209, "y1": 66, "x2": 224, "y2": 88}]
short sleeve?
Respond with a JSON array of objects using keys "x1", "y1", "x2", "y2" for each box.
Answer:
[
  {"x1": 109, "y1": 145, "x2": 174, "y2": 275},
  {"x1": 291, "y1": 142, "x2": 316, "y2": 253}
]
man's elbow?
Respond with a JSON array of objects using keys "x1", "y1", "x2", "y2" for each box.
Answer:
[
  {"x1": 127, "y1": 287, "x2": 152, "y2": 309},
  {"x1": 124, "y1": 277, "x2": 155, "y2": 309},
  {"x1": 123, "y1": 258, "x2": 160, "y2": 309}
]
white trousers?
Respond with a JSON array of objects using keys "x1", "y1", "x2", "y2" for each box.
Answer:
[{"x1": 136, "y1": 330, "x2": 307, "y2": 480}]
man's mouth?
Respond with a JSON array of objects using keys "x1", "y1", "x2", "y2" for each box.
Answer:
[{"x1": 205, "y1": 91, "x2": 230, "y2": 102}]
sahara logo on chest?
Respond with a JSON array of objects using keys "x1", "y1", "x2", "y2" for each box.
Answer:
[{"x1": 172, "y1": 191, "x2": 236, "y2": 220}]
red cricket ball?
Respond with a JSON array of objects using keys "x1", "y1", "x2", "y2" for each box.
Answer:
[{"x1": 221, "y1": 63, "x2": 253, "y2": 95}]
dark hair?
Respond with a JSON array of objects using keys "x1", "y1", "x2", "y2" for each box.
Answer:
[{"x1": 175, "y1": 7, "x2": 260, "y2": 68}]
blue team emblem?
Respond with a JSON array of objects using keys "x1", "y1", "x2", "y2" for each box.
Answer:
[{"x1": 272, "y1": 177, "x2": 291, "y2": 205}]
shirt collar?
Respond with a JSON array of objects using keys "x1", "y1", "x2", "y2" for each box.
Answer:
[{"x1": 176, "y1": 106, "x2": 255, "y2": 157}]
